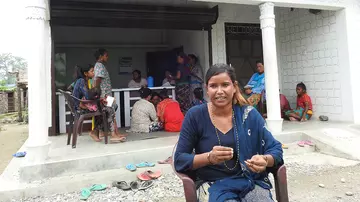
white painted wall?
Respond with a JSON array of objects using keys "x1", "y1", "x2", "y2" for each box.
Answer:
[
  {"x1": 211, "y1": 4, "x2": 260, "y2": 65},
  {"x1": 276, "y1": 8, "x2": 352, "y2": 121},
  {"x1": 167, "y1": 30, "x2": 209, "y2": 76},
  {"x1": 53, "y1": 26, "x2": 168, "y2": 88}
]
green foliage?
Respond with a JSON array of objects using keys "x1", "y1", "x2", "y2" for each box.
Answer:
[{"x1": 0, "y1": 53, "x2": 27, "y2": 85}]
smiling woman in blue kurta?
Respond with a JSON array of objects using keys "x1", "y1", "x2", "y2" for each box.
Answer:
[{"x1": 174, "y1": 64, "x2": 283, "y2": 202}]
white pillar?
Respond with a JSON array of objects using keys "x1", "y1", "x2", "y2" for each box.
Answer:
[
  {"x1": 25, "y1": 0, "x2": 51, "y2": 164},
  {"x1": 259, "y1": 2, "x2": 283, "y2": 133}
]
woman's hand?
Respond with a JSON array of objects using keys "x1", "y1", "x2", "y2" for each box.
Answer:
[
  {"x1": 245, "y1": 155, "x2": 268, "y2": 173},
  {"x1": 208, "y1": 146, "x2": 233, "y2": 165}
]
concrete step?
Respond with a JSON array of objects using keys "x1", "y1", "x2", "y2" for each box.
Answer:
[{"x1": 0, "y1": 164, "x2": 174, "y2": 202}]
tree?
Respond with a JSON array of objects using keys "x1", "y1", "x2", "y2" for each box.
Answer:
[{"x1": 0, "y1": 53, "x2": 27, "y2": 84}]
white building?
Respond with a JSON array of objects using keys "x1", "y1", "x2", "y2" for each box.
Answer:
[{"x1": 25, "y1": 0, "x2": 360, "y2": 163}]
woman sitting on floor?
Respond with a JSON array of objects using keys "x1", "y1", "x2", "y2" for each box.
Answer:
[
  {"x1": 128, "y1": 87, "x2": 162, "y2": 133},
  {"x1": 285, "y1": 82, "x2": 313, "y2": 122},
  {"x1": 157, "y1": 89, "x2": 184, "y2": 132},
  {"x1": 174, "y1": 64, "x2": 283, "y2": 202}
]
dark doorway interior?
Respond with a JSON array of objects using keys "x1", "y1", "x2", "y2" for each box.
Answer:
[{"x1": 225, "y1": 23, "x2": 263, "y2": 88}]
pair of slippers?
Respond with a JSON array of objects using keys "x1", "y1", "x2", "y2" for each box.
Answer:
[
  {"x1": 80, "y1": 184, "x2": 107, "y2": 200},
  {"x1": 112, "y1": 180, "x2": 154, "y2": 191},
  {"x1": 298, "y1": 140, "x2": 314, "y2": 147},
  {"x1": 126, "y1": 162, "x2": 155, "y2": 172},
  {"x1": 137, "y1": 170, "x2": 162, "y2": 181}
]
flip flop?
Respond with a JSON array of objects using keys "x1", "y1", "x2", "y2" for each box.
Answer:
[
  {"x1": 157, "y1": 156, "x2": 172, "y2": 164},
  {"x1": 137, "y1": 172, "x2": 152, "y2": 181},
  {"x1": 145, "y1": 170, "x2": 162, "y2": 179},
  {"x1": 112, "y1": 181, "x2": 131, "y2": 191},
  {"x1": 304, "y1": 140, "x2": 314, "y2": 146},
  {"x1": 80, "y1": 188, "x2": 92, "y2": 200},
  {"x1": 13, "y1": 151, "x2": 26, "y2": 158},
  {"x1": 130, "y1": 181, "x2": 140, "y2": 190},
  {"x1": 89, "y1": 184, "x2": 107, "y2": 191},
  {"x1": 139, "y1": 180, "x2": 154, "y2": 190},
  {"x1": 135, "y1": 162, "x2": 155, "y2": 168},
  {"x1": 297, "y1": 141, "x2": 305, "y2": 147},
  {"x1": 126, "y1": 164, "x2": 137, "y2": 172}
]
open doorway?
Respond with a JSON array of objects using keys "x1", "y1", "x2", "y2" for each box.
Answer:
[{"x1": 225, "y1": 23, "x2": 263, "y2": 88}]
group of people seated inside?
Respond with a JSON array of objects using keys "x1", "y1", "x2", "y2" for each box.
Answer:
[{"x1": 241, "y1": 60, "x2": 313, "y2": 122}]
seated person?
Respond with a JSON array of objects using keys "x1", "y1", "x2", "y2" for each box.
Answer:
[
  {"x1": 262, "y1": 91, "x2": 291, "y2": 119},
  {"x1": 151, "y1": 92, "x2": 161, "y2": 109},
  {"x1": 174, "y1": 64, "x2": 283, "y2": 202},
  {"x1": 191, "y1": 87, "x2": 207, "y2": 106},
  {"x1": 245, "y1": 60, "x2": 265, "y2": 107},
  {"x1": 162, "y1": 71, "x2": 176, "y2": 86},
  {"x1": 157, "y1": 89, "x2": 184, "y2": 132},
  {"x1": 285, "y1": 82, "x2": 313, "y2": 121},
  {"x1": 127, "y1": 87, "x2": 162, "y2": 133},
  {"x1": 128, "y1": 70, "x2": 147, "y2": 88}
]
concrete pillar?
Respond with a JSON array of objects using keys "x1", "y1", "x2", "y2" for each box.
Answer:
[
  {"x1": 259, "y1": 2, "x2": 283, "y2": 133},
  {"x1": 25, "y1": 0, "x2": 51, "y2": 164}
]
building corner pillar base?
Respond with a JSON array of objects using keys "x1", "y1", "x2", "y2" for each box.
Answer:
[
  {"x1": 266, "y1": 119, "x2": 283, "y2": 134},
  {"x1": 24, "y1": 141, "x2": 51, "y2": 165}
]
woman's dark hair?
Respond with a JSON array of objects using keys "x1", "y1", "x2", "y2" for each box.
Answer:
[
  {"x1": 151, "y1": 92, "x2": 160, "y2": 100},
  {"x1": 177, "y1": 52, "x2": 189, "y2": 64},
  {"x1": 297, "y1": 82, "x2": 307, "y2": 92},
  {"x1": 132, "y1": 70, "x2": 141, "y2": 76},
  {"x1": 205, "y1": 63, "x2": 248, "y2": 105},
  {"x1": 193, "y1": 87, "x2": 203, "y2": 100},
  {"x1": 75, "y1": 65, "x2": 92, "y2": 80},
  {"x1": 188, "y1": 54, "x2": 198, "y2": 64},
  {"x1": 159, "y1": 88, "x2": 169, "y2": 99},
  {"x1": 94, "y1": 48, "x2": 108, "y2": 60},
  {"x1": 139, "y1": 87, "x2": 152, "y2": 99},
  {"x1": 205, "y1": 64, "x2": 237, "y2": 85},
  {"x1": 256, "y1": 60, "x2": 263, "y2": 65}
]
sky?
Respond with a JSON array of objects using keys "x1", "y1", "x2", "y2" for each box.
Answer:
[{"x1": 0, "y1": 0, "x2": 28, "y2": 59}]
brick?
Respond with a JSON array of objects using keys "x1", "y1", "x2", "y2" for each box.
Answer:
[
  {"x1": 325, "y1": 50, "x2": 332, "y2": 57},
  {"x1": 318, "y1": 50, "x2": 325, "y2": 58}
]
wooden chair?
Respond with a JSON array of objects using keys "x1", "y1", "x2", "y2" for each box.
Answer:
[
  {"x1": 171, "y1": 143, "x2": 289, "y2": 202},
  {"x1": 58, "y1": 89, "x2": 109, "y2": 148}
]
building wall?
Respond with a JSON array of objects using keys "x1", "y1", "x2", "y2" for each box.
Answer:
[
  {"x1": 0, "y1": 93, "x2": 8, "y2": 114},
  {"x1": 53, "y1": 26, "x2": 168, "y2": 88},
  {"x1": 276, "y1": 8, "x2": 352, "y2": 121},
  {"x1": 211, "y1": 4, "x2": 260, "y2": 65}
]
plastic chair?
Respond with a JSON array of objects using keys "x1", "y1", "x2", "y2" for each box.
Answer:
[
  {"x1": 58, "y1": 89, "x2": 109, "y2": 148},
  {"x1": 171, "y1": 143, "x2": 289, "y2": 202}
]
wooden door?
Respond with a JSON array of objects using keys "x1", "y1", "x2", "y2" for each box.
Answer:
[{"x1": 225, "y1": 23, "x2": 263, "y2": 88}]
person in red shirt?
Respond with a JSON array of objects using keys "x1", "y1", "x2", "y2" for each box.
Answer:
[
  {"x1": 156, "y1": 89, "x2": 184, "y2": 132},
  {"x1": 285, "y1": 82, "x2": 313, "y2": 121}
]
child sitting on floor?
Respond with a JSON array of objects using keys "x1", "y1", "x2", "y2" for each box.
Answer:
[
  {"x1": 192, "y1": 87, "x2": 207, "y2": 106},
  {"x1": 285, "y1": 82, "x2": 313, "y2": 121}
]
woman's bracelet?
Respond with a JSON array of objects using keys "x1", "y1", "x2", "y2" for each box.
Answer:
[{"x1": 207, "y1": 151, "x2": 215, "y2": 165}]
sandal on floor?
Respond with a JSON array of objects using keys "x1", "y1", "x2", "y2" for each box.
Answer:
[
  {"x1": 13, "y1": 151, "x2": 26, "y2": 158},
  {"x1": 135, "y1": 162, "x2": 155, "y2": 168},
  {"x1": 112, "y1": 181, "x2": 131, "y2": 190},
  {"x1": 297, "y1": 141, "x2": 305, "y2": 147},
  {"x1": 139, "y1": 180, "x2": 154, "y2": 190},
  {"x1": 304, "y1": 140, "x2": 314, "y2": 146},
  {"x1": 130, "y1": 181, "x2": 140, "y2": 190},
  {"x1": 137, "y1": 172, "x2": 152, "y2": 181},
  {"x1": 126, "y1": 164, "x2": 137, "y2": 172},
  {"x1": 146, "y1": 170, "x2": 162, "y2": 179},
  {"x1": 89, "y1": 184, "x2": 107, "y2": 191},
  {"x1": 157, "y1": 156, "x2": 172, "y2": 164},
  {"x1": 80, "y1": 188, "x2": 92, "y2": 200}
]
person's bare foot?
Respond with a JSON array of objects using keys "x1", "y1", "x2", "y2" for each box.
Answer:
[
  {"x1": 89, "y1": 132, "x2": 101, "y2": 142},
  {"x1": 110, "y1": 133, "x2": 126, "y2": 143},
  {"x1": 116, "y1": 132, "x2": 127, "y2": 138}
]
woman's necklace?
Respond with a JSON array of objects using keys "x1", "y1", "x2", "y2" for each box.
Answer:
[{"x1": 210, "y1": 104, "x2": 240, "y2": 171}]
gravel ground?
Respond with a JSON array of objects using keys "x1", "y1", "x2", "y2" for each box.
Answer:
[{"x1": 19, "y1": 162, "x2": 360, "y2": 202}]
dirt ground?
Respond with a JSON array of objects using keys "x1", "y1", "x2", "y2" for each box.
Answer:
[{"x1": 0, "y1": 123, "x2": 28, "y2": 174}]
